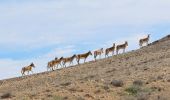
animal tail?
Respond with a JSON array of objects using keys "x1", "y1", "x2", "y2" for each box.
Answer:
[
  {"x1": 139, "y1": 42, "x2": 142, "y2": 47},
  {"x1": 47, "y1": 65, "x2": 49, "y2": 71},
  {"x1": 21, "y1": 68, "x2": 24, "y2": 76}
]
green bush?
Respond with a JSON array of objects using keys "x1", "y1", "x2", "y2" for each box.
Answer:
[
  {"x1": 53, "y1": 95, "x2": 63, "y2": 100},
  {"x1": 125, "y1": 85, "x2": 141, "y2": 96}
]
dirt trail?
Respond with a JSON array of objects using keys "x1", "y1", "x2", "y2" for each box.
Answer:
[{"x1": 0, "y1": 35, "x2": 170, "y2": 100}]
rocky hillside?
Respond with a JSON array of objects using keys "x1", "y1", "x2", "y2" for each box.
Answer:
[{"x1": 0, "y1": 35, "x2": 170, "y2": 100}]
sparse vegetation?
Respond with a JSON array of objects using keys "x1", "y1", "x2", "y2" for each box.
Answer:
[
  {"x1": 125, "y1": 85, "x2": 141, "y2": 96},
  {"x1": 76, "y1": 96, "x2": 85, "y2": 100},
  {"x1": 0, "y1": 35, "x2": 170, "y2": 100},
  {"x1": 53, "y1": 95, "x2": 64, "y2": 100},
  {"x1": 125, "y1": 83, "x2": 153, "y2": 100}
]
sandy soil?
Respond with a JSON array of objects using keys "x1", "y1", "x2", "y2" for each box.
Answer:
[{"x1": 0, "y1": 35, "x2": 170, "y2": 100}]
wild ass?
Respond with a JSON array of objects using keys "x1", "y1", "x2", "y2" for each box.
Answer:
[
  {"x1": 139, "y1": 34, "x2": 150, "y2": 47},
  {"x1": 76, "y1": 51, "x2": 92, "y2": 64},
  {"x1": 47, "y1": 57, "x2": 58, "y2": 71},
  {"x1": 21, "y1": 63, "x2": 35, "y2": 76},
  {"x1": 62, "y1": 54, "x2": 77, "y2": 67},
  {"x1": 105, "y1": 43, "x2": 115, "y2": 57},
  {"x1": 94, "y1": 48, "x2": 104, "y2": 61},
  {"x1": 116, "y1": 41, "x2": 128, "y2": 54}
]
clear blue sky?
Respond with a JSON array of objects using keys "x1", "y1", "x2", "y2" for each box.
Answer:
[{"x1": 0, "y1": 0, "x2": 170, "y2": 80}]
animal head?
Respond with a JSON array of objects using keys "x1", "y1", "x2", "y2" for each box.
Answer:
[
  {"x1": 148, "y1": 34, "x2": 151, "y2": 38},
  {"x1": 113, "y1": 43, "x2": 115, "y2": 47},
  {"x1": 88, "y1": 51, "x2": 93, "y2": 55},
  {"x1": 73, "y1": 54, "x2": 77, "y2": 58},
  {"x1": 55, "y1": 57, "x2": 58, "y2": 60},
  {"x1": 59, "y1": 57, "x2": 63, "y2": 60},
  {"x1": 30, "y1": 62, "x2": 35, "y2": 68},
  {"x1": 101, "y1": 48, "x2": 104, "y2": 53},
  {"x1": 125, "y1": 41, "x2": 128, "y2": 46}
]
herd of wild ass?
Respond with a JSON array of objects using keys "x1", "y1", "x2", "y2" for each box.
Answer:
[{"x1": 21, "y1": 34, "x2": 150, "y2": 76}]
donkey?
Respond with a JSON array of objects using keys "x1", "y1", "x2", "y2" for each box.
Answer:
[
  {"x1": 116, "y1": 41, "x2": 128, "y2": 54},
  {"x1": 21, "y1": 63, "x2": 35, "y2": 76},
  {"x1": 105, "y1": 43, "x2": 115, "y2": 58},
  {"x1": 94, "y1": 48, "x2": 104, "y2": 61},
  {"x1": 139, "y1": 34, "x2": 150, "y2": 47},
  {"x1": 62, "y1": 54, "x2": 76, "y2": 67},
  {"x1": 53, "y1": 57, "x2": 64, "y2": 69},
  {"x1": 76, "y1": 51, "x2": 92, "y2": 64},
  {"x1": 47, "y1": 58, "x2": 57, "y2": 71}
]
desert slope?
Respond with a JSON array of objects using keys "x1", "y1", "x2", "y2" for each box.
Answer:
[{"x1": 0, "y1": 35, "x2": 170, "y2": 100}]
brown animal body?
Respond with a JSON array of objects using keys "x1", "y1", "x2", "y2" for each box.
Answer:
[
  {"x1": 116, "y1": 41, "x2": 128, "y2": 54},
  {"x1": 76, "y1": 51, "x2": 92, "y2": 64},
  {"x1": 47, "y1": 57, "x2": 58, "y2": 71},
  {"x1": 62, "y1": 54, "x2": 76, "y2": 67},
  {"x1": 105, "y1": 43, "x2": 115, "y2": 58},
  {"x1": 53, "y1": 57, "x2": 64, "y2": 69},
  {"x1": 21, "y1": 63, "x2": 35, "y2": 76},
  {"x1": 94, "y1": 48, "x2": 103, "y2": 61},
  {"x1": 139, "y1": 34, "x2": 150, "y2": 47}
]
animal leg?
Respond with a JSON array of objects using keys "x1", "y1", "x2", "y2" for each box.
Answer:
[
  {"x1": 56, "y1": 64, "x2": 59, "y2": 69},
  {"x1": 21, "y1": 70, "x2": 24, "y2": 76},
  {"x1": 59, "y1": 63, "x2": 62, "y2": 68},
  {"x1": 22, "y1": 71, "x2": 24, "y2": 76},
  {"x1": 65, "y1": 64, "x2": 67, "y2": 67},
  {"x1": 62, "y1": 62, "x2": 65, "y2": 68},
  {"x1": 47, "y1": 66, "x2": 49, "y2": 71},
  {"x1": 139, "y1": 42, "x2": 142, "y2": 47},
  {"x1": 22, "y1": 73, "x2": 24, "y2": 76},
  {"x1": 77, "y1": 59, "x2": 80, "y2": 65},
  {"x1": 84, "y1": 58, "x2": 86, "y2": 63},
  {"x1": 105, "y1": 54, "x2": 107, "y2": 58},
  {"x1": 69, "y1": 62, "x2": 72, "y2": 66},
  {"x1": 94, "y1": 55, "x2": 96, "y2": 61},
  {"x1": 52, "y1": 66, "x2": 54, "y2": 71}
]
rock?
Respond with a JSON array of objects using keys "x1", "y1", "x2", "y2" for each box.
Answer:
[
  {"x1": 84, "y1": 94, "x2": 94, "y2": 99},
  {"x1": 157, "y1": 75, "x2": 163, "y2": 80},
  {"x1": 137, "y1": 93, "x2": 149, "y2": 100},
  {"x1": 60, "y1": 82, "x2": 72, "y2": 86},
  {"x1": 111, "y1": 80, "x2": 124, "y2": 87},
  {"x1": 1, "y1": 92, "x2": 12, "y2": 99},
  {"x1": 133, "y1": 80, "x2": 143, "y2": 86},
  {"x1": 63, "y1": 96, "x2": 68, "y2": 100},
  {"x1": 77, "y1": 96, "x2": 85, "y2": 100},
  {"x1": 94, "y1": 89, "x2": 101, "y2": 94},
  {"x1": 102, "y1": 85, "x2": 110, "y2": 91},
  {"x1": 151, "y1": 86, "x2": 163, "y2": 92},
  {"x1": 167, "y1": 78, "x2": 170, "y2": 82}
]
